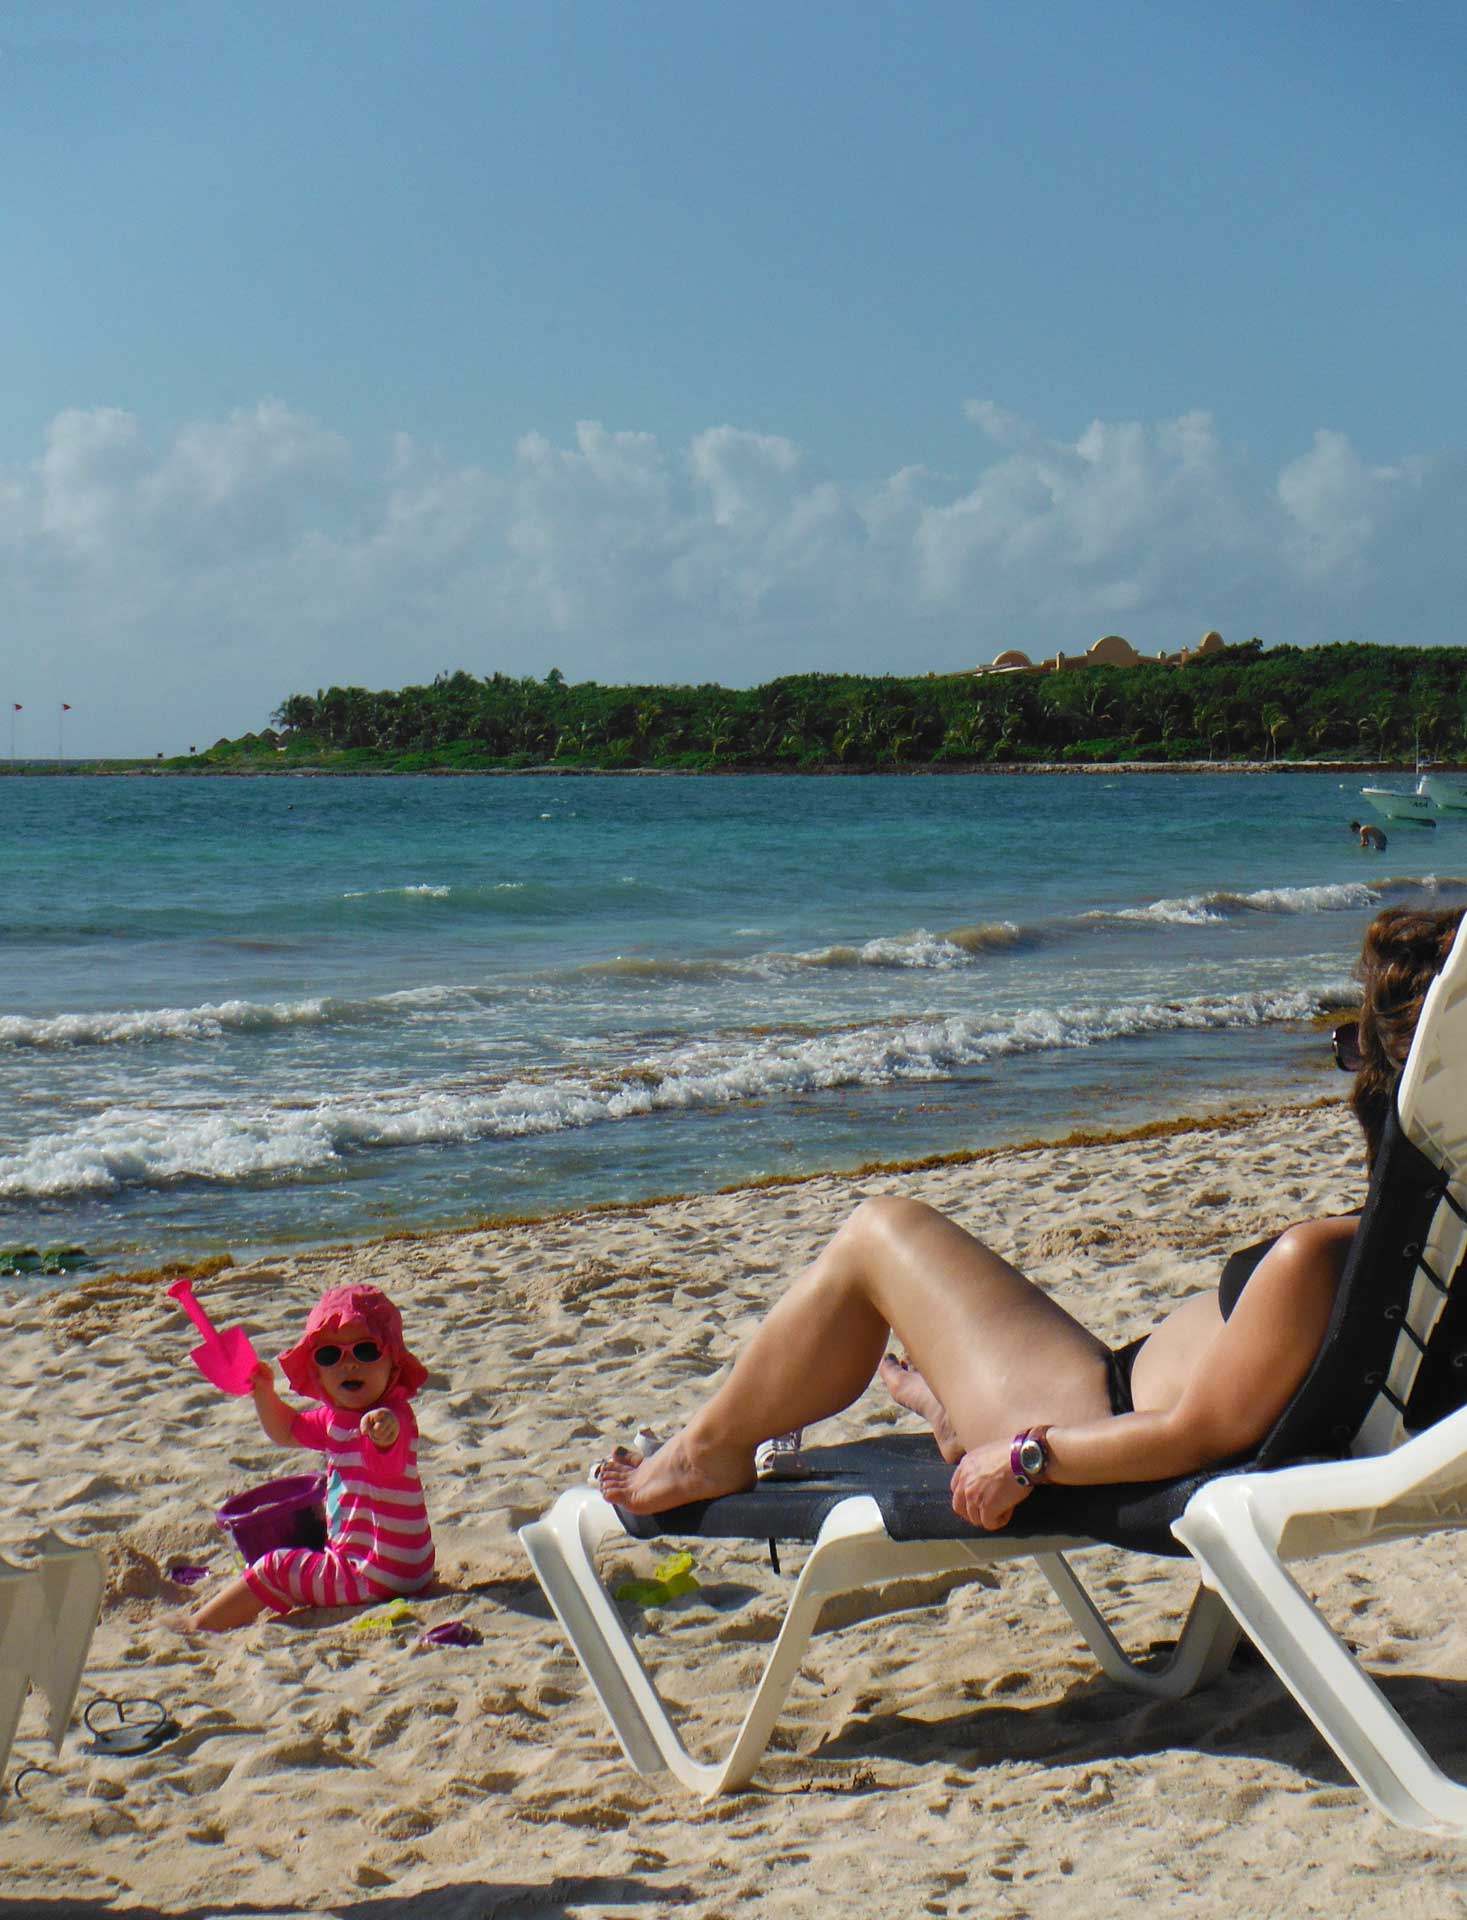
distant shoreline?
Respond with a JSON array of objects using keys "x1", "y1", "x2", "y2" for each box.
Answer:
[{"x1": 0, "y1": 758, "x2": 1446, "y2": 779}]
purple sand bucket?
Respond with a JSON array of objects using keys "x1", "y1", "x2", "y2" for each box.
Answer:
[{"x1": 216, "y1": 1473, "x2": 327, "y2": 1564}]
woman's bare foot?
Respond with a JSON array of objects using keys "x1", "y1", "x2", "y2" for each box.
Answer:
[
  {"x1": 594, "y1": 1432, "x2": 756, "y2": 1515},
  {"x1": 879, "y1": 1353, "x2": 965, "y2": 1463}
]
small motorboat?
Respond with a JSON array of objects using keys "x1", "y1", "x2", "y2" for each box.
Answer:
[
  {"x1": 1421, "y1": 772, "x2": 1467, "y2": 815},
  {"x1": 1360, "y1": 775, "x2": 1437, "y2": 826}
]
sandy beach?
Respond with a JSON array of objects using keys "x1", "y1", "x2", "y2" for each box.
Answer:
[{"x1": 6, "y1": 1098, "x2": 1467, "y2": 1917}]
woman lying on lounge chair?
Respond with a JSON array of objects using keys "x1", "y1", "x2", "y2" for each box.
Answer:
[{"x1": 597, "y1": 905, "x2": 1463, "y2": 1532}]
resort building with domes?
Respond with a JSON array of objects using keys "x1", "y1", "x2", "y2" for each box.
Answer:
[{"x1": 973, "y1": 631, "x2": 1227, "y2": 676}]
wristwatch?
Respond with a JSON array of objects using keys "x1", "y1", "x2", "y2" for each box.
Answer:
[{"x1": 1009, "y1": 1425, "x2": 1052, "y2": 1488}]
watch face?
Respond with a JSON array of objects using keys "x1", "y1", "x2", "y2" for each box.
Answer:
[{"x1": 1018, "y1": 1438, "x2": 1046, "y2": 1477}]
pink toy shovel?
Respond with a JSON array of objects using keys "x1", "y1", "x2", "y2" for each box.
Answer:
[{"x1": 166, "y1": 1278, "x2": 261, "y2": 1396}]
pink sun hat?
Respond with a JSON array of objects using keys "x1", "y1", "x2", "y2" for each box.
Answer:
[{"x1": 279, "y1": 1284, "x2": 429, "y2": 1402}]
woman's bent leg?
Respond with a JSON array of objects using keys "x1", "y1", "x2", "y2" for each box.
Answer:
[{"x1": 598, "y1": 1195, "x2": 1114, "y2": 1514}]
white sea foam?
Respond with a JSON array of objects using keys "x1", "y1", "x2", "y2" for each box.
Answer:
[
  {"x1": 0, "y1": 997, "x2": 337, "y2": 1049},
  {"x1": 1232, "y1": 881, "x2": 1381, "y2": 913},
  {"x1": 1097, "y1": 881, "x2": 1380, "y2": 926},
  {"x1": 0, "y1": 981, "x2": 1337, "y2": 1198},
  {"x1": 790, "y1": 924, "x2": 1023, "y2": 971},
  {"x1": 0, "y1": 987, "x2": 454, "y2": 1050},
  {"x1": 341, "y1": 884, "x2": 453, "y2": 899},
  {"x1": 576, "y1": 922, "x2": 1027, "y2": 984}
]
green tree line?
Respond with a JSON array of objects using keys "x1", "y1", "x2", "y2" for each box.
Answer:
[{"x1": 195, "y1": 640, "x2": 1467, "y2": 771}]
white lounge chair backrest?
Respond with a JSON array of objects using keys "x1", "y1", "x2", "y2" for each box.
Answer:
[{"x1": 1364, "y1": 921, "x2": 1467, "y2": 1453}]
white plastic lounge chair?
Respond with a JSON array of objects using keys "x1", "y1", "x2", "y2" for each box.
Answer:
[
  {"x1": 0, "y1": 1535, "x2": 105, "y2": 1785},
  {"x1": 521, "y1": 918, "x2": 1467, "y2": 1820},
  {"x1": 1176, "y1": 916, "x2": 1467, "y2": 1835}
]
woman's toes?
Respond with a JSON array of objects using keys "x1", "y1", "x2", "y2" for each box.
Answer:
[{"x1": 590, "y1": 1443, "x2": 644, "y2": 1489}]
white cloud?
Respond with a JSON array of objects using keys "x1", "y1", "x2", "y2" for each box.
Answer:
[
  {"x1": 2, "y1": 398, "x2": 1465, "y2": 754},
  {"x1": 689, "y1": 425, "x2": 802, "y2": 526},
  {"x1": 963, "y1": 398, "x2": 1035, "y2": 448},
  {"x1": 37, "y1": 407, "x2": 147, "y2": 550},
  {"x1": 1276, "y1": 427, "x2": 1396, "y2": 580}
]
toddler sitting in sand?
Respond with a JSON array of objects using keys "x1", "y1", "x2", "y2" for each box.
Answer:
[{"x1": 181, "y1": 1284, "x2": 435, "y2": 1631}]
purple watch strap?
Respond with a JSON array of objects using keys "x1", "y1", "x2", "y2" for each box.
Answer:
[{"x1": 1009, "y1": 1429, "x2": 1033, "y2": 1486}]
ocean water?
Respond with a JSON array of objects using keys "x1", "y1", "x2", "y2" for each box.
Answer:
[{"x1": 2, "y1": 771, "x2": 1462, "y2": 1278}]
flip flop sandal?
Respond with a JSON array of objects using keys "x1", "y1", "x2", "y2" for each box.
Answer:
[
  {"x1": 11, "y1": 1764, "x2": 60, "y2": 1800},
  {"x1": 84, "y1": 1695, "x2": 181, "y2": 1757},
  {"x1": 754, "y1": 1430, "x2": 812, "y2": 1481},
  {"x1": 588, "y1": 1445, "x2": 634, "y2": 1490}
]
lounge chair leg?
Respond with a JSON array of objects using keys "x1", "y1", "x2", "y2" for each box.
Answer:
[
  {"x1": 1176, "y1": 1469, "x2": 1467, "y2": 1835},
  {"x1": 1035, "y1": 1552, "x2": 1239, "y2": 1696},
  {"x1": 0, "y1": 1542, "x2": 104, "y2": 1783},
  {"x1": 521, "y1": 1491, "x2": 1027, "y2": 1796}
]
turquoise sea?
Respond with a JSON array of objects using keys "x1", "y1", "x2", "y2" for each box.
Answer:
[{"x1": 3, "y1": 771, "x2": 1462, "y2": 1278}]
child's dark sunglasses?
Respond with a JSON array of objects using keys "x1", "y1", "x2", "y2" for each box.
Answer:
[
  {"x1": 1332, "y1": 1019, "x2": 1364, "y2": 1073},
  {"x1": 313, "y1": 1340, "x2": 383, "y2": 1368}
]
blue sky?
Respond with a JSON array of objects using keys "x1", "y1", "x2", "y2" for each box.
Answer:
[{"x1": 3, "y1": 1, "x2": 1464, "y2": 755}]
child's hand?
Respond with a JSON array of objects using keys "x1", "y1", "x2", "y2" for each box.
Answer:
[
  {"x1": 247, "y1": 1359, "x2": 298, "y2": 1446},
  {"x1": 362, "y1": 1407, "x2": 400, "y2": 1449}
]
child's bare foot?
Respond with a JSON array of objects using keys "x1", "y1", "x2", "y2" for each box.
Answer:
[
  {"x1": 594, "y1": 1432, "x2": 756, "y2": 1515},
  {"x1": 879, "y1": 1353, "x2": 965, "y2": 1463}
]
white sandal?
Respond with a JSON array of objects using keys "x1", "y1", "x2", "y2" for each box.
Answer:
[{"x1": 754, "y1": 1429, "x2": 812, "y2": 1480}]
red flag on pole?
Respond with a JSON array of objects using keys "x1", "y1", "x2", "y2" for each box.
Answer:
[
  {"x1": 61, "y1": 703, "x2": 72, "y2": 712},
  {"x1": 12, "y1": 704, "x2": 20, "y2": 712}
]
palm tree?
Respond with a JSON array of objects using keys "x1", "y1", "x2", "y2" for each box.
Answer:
[
  {"x1": 941, "y1": 711, "x2": 982, "y2": 758},
  {"x1": 702, "y1": 706, "x2": 737, "y2": 761},
  {"x1": 1260, "y1": 703, "x2": 1291, "y2": 761},
  {"x1": 1192, "y1": 697, "x2": 1229, "y2": 762},
  {"x1": 1306, "y1": 705, "x2": 1344, "y2": 758},
  {"x1": 272, "y1": 693, "x2": 318, "y2": 736},
  {"x1": 1414, "y1": 691, "x2": 1446, "y2": 760},
  {"x1": 1360, "y1": 696, "x2": 1398, "y2": 761}
]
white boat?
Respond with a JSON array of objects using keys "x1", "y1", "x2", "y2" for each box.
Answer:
[
  {"x1": 1360, "y1": 775, "x2": 1437, "y2": 826},
  {"x1": 1421, "y1": 773, "x2": 1467, "y2": 815}
]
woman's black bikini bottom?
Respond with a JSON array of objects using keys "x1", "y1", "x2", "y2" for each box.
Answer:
[{"x1": 1106, "y1": 1338, "x2": 1147, "y2": 1416}]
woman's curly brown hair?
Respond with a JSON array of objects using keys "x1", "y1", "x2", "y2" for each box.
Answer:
[{"x1": 1352, "y1": 905, "x2": 1466, "y2": 1165}]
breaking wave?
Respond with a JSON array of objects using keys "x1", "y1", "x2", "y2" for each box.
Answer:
[
  {"x1": 792, "y1": 923, "x2": 1028, "y2": 970},
  {"x1": 0, "y1": 979, "x2": 1344, "y2": 1199},
  {"x1": 1092, "y1": 874, "x2": 1467, "y2": 930},
  {"x1": 1095, "y1": 881, "x2": 1383, "y2": 927},
  {"x1": 0, "y1": 987, "x2": 458, "y2": 1050}
]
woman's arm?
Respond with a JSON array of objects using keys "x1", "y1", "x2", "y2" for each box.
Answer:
[{"x1": 951, "y1": 1219, "x2": 1354, "y2": 1529}]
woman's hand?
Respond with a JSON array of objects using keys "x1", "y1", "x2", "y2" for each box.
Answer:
[
  {"x1": 950, "y1": 1441, "x2": 1033, "y2": 1531},
  {"x1": 362, "y1": 1406, "x2": 400, "y2": 1449}
]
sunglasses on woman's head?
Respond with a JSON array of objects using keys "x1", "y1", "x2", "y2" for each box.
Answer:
[
  {"x1": 313, "y1": 1340, "x2": 383, "y2": 1368},
  {"x1": 1332, "y1": 1019, "x2": 1364, "y2": 1073}
]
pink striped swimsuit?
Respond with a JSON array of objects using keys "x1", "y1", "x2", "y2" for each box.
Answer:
[{"x1": 242, "y1": 1388, "x2": 435, "y2": 1613}]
